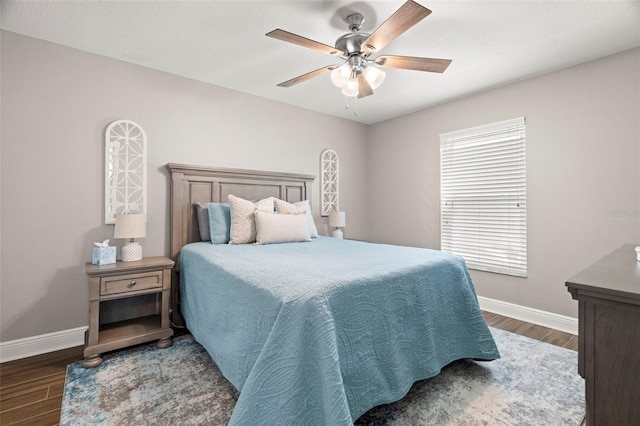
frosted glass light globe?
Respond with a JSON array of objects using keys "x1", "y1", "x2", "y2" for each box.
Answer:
[
  {"x1": 341, "y1": 78, "x2": 359, "y2": 97},
  {"x1": 330, "y1": 64, "x2": 351, "y2": 88},
  {"x1": 364, "y1": 67, "x2": 386, "y2": 90}
]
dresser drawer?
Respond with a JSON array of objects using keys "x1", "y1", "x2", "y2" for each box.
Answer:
[{"x1": 100, "y1": 271, "x2": 163, "y2": 296}]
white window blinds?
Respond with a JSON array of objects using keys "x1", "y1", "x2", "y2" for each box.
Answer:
[{"x1": 440, "y1": 117, "x2": 527, "y2": 277}]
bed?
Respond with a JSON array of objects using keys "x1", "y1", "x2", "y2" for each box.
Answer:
[{"x1": 167, "y1": 163, "x2": 500, "y2": 425}]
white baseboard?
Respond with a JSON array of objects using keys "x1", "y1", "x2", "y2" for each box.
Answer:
[
  {"x1": 0, "y1": 326, "x2": 88, "y2": 363},
  {"x1": 478, "y1": 296, "x2": 578, "y2": 335},
  {"x1": 0, "y1": 299, "x2": 576, "y2": 362}
]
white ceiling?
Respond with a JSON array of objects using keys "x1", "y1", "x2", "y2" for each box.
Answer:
[{"x1": 2, "y1": 0, "x2": 639, "y2": 124}]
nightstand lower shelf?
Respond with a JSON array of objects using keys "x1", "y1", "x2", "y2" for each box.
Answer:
[{"x1": 83, "y1": 315, "x2": 174, "y2": 367}]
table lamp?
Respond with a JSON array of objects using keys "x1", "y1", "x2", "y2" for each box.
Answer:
[
  {"x1": 329, "y1": 211, "x2": 346, "y2": 239},
  {"x1": 114, "y1": 213, "x2": 147, "y2": 262}
]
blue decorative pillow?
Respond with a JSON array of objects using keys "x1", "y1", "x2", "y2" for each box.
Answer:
[
  {"x1": 208, "y1": 203, "x2": 231, "y2": 244},
  {"x1": 195, "y1": 202, "x2": 231, "y2": 243}
]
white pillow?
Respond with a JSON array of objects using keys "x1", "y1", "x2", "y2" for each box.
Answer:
[
  {"x1": 255, "y1": 211, "x2": 311, "y2": 245},
  {"x1": 273, "y1": 199, "x2": 319, "y2": 238},
  {"x1": 228, "y1": 195, "x2": 275, "y2": 244}
]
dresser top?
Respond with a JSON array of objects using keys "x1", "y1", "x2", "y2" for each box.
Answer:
[{"x1": 566, "y1": 244, "x2": 640, "y2": 300}]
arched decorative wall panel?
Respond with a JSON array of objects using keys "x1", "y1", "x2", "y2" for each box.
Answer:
[
  {"x1": 105, "y1": 120, "x2": 147, "y2": 224},
  {"x1": 320, "y1": 149, "x2": 339, "y2": 217}
]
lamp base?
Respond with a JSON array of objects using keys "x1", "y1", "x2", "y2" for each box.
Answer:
[
  {"x1": 331, "y1": 229, "x2": 344, "y2": 239},
  {"x1": 121, "y1": 241, "x2": 142, "y2": 262}
]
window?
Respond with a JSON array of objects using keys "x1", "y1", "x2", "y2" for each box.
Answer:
[{"x1": 440, "y1": 117, "x2": 527, "y2": 277}]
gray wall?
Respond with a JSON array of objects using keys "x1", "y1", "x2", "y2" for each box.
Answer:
[
  {"x1": 367, "y1": 47, "x2": 640, "y2": 318},
  {"x1": 2, "y1": 29, "x2": 638, "y2": 343},
  {"x1": 0, "y1": 31, "x2": 370, "y2": 341}
]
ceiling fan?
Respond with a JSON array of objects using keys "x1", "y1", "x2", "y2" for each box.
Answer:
[{"x1": 266, "y1": 0, "x2": 452, "y2": 100}]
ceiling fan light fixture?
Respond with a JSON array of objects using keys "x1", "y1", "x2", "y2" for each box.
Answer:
[
  {"x1": 364, "y1": 66, "x2": 386, "y2": 90},
  {"x1": 330, "y1": 64, "x2": 351, "y2": 88},
  {"x1": 267, "y1": 1, "x2": 451, "y2": 113}
]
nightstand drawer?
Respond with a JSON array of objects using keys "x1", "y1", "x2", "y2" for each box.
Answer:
[{"x1": 100, "y1": 271, "x2": 163, "y2": 296}]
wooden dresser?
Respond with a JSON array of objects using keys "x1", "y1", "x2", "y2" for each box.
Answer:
[{"x1": 565, "y1": 244, "x2": 640, "y2": 425}]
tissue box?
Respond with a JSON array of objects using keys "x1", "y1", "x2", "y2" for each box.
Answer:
[{"x1": 92, "y1": 246, "x2": 116, "y2": 265}]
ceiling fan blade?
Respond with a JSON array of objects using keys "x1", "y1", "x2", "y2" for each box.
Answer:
[
  {"x1": 266, "y1": 29, "x2": 344, "y2": 56},
  {"x1": 277, "y1": 65, "x2": 335, "y2": 88},
  {"x1": 375, "y1": 55, "x2": 452, "y2": 73},
  {"x1": 360, "y1": 0, "x2": 431, "y2": 56},
  {"x1": 357, "y1": 73, "x2": 374, "y2": 98}
]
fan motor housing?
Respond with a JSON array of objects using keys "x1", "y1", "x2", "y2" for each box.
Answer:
[{"x1": 335, "y1": 32, "x2": 369, "y2": 56}]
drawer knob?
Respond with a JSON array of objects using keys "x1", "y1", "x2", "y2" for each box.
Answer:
[{"x1": 128, "y1": 281, "x2": 137, "y2": 287}]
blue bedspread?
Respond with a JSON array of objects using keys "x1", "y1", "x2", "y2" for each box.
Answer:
[{"x1": 180, "y1": 237, "x2": 499, "y2": 425}]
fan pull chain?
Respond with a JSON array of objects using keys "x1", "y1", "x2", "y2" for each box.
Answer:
[{"x1": 344, "y1": 96, "x2": 358, "y2": 117}]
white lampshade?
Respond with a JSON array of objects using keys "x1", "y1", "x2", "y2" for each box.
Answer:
[
  {"x1": 114, "y1": 213, "x2": 146, "y2": 262},
  {"x1": 364, "y1": 66, "x2": 386, "y2": 90},
  {"x1": 329, "y1": 211, "x2": 346, "y2": 228},
  {"x1": 329, "y1": 211, "x2": 346, "y2": 239},
  {"x1": 114, "y1": 213, "x2": 147, "y2": 239},
  {"x1": 330, "y1": 64, "x2": 351, "y2": 88}
]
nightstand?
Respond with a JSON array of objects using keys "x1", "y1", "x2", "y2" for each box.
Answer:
[{"x1": 83, "y1": 256, "x2": 175, "y2": 368}]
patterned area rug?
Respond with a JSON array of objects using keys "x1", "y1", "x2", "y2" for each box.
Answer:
[{"x1": 60, "y1": 328, "x2": 584, "y2": 425}]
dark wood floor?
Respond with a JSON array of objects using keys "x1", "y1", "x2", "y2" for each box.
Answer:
[{"x1": 0, "y1": 312, "x2": 578, "y2": 426}]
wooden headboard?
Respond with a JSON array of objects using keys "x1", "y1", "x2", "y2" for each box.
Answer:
[{"x1": 166, "y1": 163, "x2": 315, "y2": 326}]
